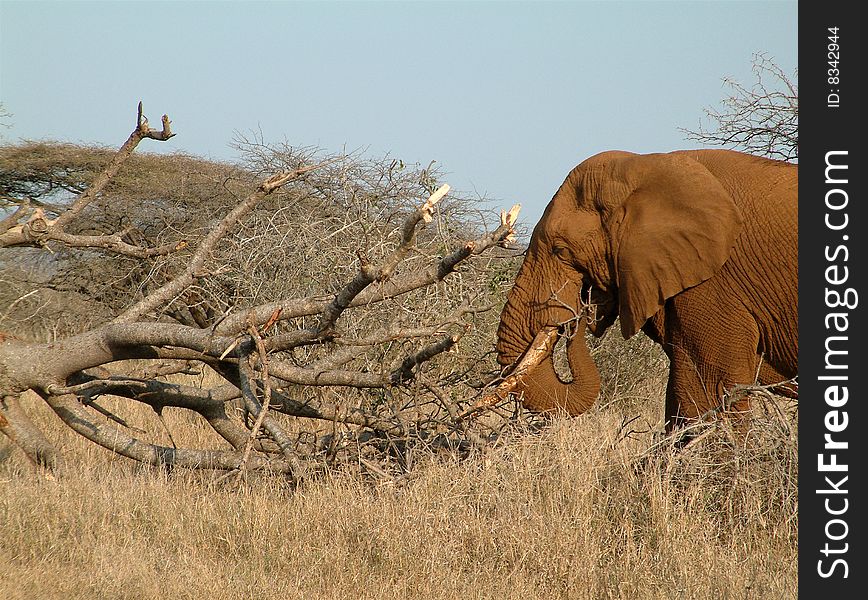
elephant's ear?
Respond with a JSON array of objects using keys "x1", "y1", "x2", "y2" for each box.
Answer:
[{"x1": 613, "y1": 153, "x2": 743, "y2": 338}]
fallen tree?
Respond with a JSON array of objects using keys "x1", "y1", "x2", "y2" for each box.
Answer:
[{"x1": 0, "y1": 104, "x2": 522, "y2": 481}]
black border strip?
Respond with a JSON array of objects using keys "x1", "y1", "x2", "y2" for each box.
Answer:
[{"x1": 799, "y1": 4, "x2": 867, "y2": 595}]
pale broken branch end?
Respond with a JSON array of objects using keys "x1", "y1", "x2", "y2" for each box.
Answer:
[
  {"x1": 500, "y1": 203, "x2": 521, "y2": 227},
  {"x1": 421, "y1": 183, "x2": 450, "y2": 223},
  {"x1": 498, "y1": 204, "x2": 521, "y2": 244}
]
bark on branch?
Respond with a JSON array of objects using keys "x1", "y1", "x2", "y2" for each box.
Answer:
[
  {"x1": 0, "y1": 103, "x2": 179, "y2": 257},
  {"x1": 42, "y1": 392, "x2": 302, "y2": 476},
  {"x1": 459, "y1": 326, "x2": 558, "y2": 419}
]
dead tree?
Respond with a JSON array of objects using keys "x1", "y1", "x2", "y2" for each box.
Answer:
[{"x1": 0, "y1": 104, "x2": 521, "y2": 480}]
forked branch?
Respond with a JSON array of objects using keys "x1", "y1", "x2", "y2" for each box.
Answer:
[{"x1": 0, "y1": 102, "x2": 180, "y2": 256}]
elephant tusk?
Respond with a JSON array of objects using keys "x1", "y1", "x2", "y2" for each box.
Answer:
[{"x1": 459, "y1": 326, "x2": 558, "y2": 419}]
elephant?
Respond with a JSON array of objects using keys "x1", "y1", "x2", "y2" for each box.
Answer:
[{"x1": 495, "y1": 149, "x2": 797, "y2": 431}]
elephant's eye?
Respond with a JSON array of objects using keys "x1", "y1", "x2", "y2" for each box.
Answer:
[{"x1": 552, "y1": 246, "x2": 567, "y2": 258}]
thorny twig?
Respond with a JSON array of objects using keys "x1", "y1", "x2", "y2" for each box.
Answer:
[{"x1": 235, "y1": 316, "x2": 278, "y2": 484}]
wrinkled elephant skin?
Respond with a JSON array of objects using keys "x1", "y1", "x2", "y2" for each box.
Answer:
[{"x1": 495, "y1": 149, "x2": 797, "y2": 430}]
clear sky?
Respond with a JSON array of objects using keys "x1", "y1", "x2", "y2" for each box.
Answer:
[{"x1": 0, "y1": 0, "x2": 797, "y2": 225}]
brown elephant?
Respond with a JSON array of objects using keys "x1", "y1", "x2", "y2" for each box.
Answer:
[{"x1": 495, "y1": 149, "x2": 797, "y2": 431}]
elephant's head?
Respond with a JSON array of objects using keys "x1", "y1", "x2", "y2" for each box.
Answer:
[{"x1": 495, "y1": 150, "x2": 744, "y2": 415}]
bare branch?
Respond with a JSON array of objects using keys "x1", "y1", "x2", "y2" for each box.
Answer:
[
  {"x1": 215, "y1": 208, "x2": 520, "y2": 335},
  {"x1": 390, "y1": 327, "x2": 469, "y2": 384},
  {"x1": 459, "y1": 326, "x2": 559, "y2": 419},
  {"x1": 114, "y1": 160, "x2": 332, "y2": 323},
  {"x1": 36, "y1": 230, "x2": 186, "y2": 259},
  {"x1": 265, "y1": 359, "x2": 386, "y2": 388},
  {"x1": 0, "y1": 394, "x2": 60, "y2": 471},
  {"x1": 235, "y1": 320, "x2": 284, "y2": 481},
  {"x1": 42, "y1": 391, "x2": 303, "y2": 475},
  {"x1": 681, "y1": 53, "x2": 798, "y2": 161},
  {"x1": 136, "y1": 101, "x2": 175, "y2": 141},
  {"x1": 0, "y1": 103, "x2": 178, "y2": 252}
]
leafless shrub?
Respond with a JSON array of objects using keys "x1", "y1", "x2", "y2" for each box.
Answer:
[
  {"x1": 588, "y1": 326, "x2": 669, "y2": 415},
  {"x1": 682, "y1": 53, "x2": 798, "y2": 162}
]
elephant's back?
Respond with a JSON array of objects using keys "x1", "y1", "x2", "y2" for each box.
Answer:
[{"x1": 698, "y1": 150, "x2": 798, "y2": 374}]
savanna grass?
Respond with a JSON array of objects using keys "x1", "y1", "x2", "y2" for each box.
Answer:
[{"x1": 1, "y1": 388, "x2": 797, "y2": 600}]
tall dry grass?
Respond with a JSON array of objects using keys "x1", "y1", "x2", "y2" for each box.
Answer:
[{"x1": 0, "y1": 388, "x2": 797, "y2": 600}]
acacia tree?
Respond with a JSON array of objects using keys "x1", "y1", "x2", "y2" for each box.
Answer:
[
  {"x1": 682, "y1": 53, "x2": 798, "y2": 162},
  {"x1": 0, "y1": 104, "x2": 521, "y2": 480}
]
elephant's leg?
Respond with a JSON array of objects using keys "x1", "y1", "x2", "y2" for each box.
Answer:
[{"x1": 660, "y1": 286, "x2": 762, "y2": 432}]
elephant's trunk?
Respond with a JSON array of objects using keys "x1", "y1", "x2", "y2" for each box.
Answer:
[
  {"x1": 496, "y1": 287, "x2": 601, "y2": 415},
  {"x1": 523, "y1": 319, "x2": 600, "y2": 415}
]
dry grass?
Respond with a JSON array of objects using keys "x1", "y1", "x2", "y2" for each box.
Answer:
[{"x1": 0, "y1": 389, "x2": 797, "y2": 600}]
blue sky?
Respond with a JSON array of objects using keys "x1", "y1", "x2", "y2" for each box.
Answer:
[{"x1": 0, "y1": 1, "x2": 797, "y2": 224}]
